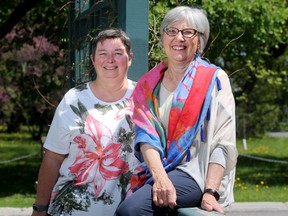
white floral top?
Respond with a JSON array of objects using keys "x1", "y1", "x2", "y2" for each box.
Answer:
[{"x1": 44, "y1": 80, "x2": 139, "y2": 216}]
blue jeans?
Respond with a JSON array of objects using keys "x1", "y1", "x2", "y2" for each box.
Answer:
[{"x1": 115, "y1": 169, "x2": 202, "y2": 216}]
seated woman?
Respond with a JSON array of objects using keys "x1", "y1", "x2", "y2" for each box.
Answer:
[{"x1": 116, "y1": 6, "x2": 238, "y2": 216}]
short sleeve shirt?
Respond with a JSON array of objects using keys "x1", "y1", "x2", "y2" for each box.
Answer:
[{"x1": 44, "y1": 80, "x2": 140, "y2": 216}]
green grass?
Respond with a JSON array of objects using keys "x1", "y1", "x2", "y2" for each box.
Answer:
[
  {"x1": 235, "y1": 136, "x2": 288, "y2": 202},
  {"x1": 0, "y1": 132, "x2": 287, "y2": 207},
  {"x1": 0, "y1": 132, "x2": 42, "y2": 207}
]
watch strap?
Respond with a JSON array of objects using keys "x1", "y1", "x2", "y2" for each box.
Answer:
[
  {"x1": 204, "y1": 188, "x2": 220, "y2": 201},
  {"x1": 33, "y1": 203, "x2": 49, "y2": 212}
]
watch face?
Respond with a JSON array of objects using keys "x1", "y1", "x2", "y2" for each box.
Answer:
[{"x1": 33, "y1": 205, "x2": 39, "y2": 211}]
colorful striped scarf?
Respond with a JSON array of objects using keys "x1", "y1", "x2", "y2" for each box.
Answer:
[{"x1": 130, "y1": 57, "x2": 220, "y2": 192}]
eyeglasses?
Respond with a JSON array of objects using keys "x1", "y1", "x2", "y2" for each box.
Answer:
[{"x1": 164, "y1": 27, "x2": 198, "y2": 38}]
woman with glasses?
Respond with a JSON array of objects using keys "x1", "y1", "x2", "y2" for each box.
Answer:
[{"x1": 116, "y1": 6, "x2": 238, "y2": 216}]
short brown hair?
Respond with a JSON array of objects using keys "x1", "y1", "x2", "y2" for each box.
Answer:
[{"x1": 91, "y1": 28, "x2": 132, "y2": 59}]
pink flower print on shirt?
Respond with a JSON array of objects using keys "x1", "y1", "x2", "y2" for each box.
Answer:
[
  {"x1": 115, "y1": 98, "x2": 134, "y2": 120},
  {"x1": 69, "y1": 114, "x2": 129, "y2": 196}
]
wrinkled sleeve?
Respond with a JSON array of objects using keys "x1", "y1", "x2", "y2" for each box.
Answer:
[{"x1": 209, "y1": 70, "x2": 238, "y2": 173}]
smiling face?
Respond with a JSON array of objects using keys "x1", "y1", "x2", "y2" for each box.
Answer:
[
  {"x1": 162, "y1": 21, "x2": 199, "y2": 66},
  {"x1": 90, "y1": 38, "x2": 132, "y2": 81}
]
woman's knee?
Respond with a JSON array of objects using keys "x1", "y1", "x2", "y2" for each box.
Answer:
[{"x1": 115, "y1": 202, "x2": 134, "y2": 216}]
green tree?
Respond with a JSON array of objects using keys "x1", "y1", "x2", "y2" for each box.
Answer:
[
  {"x1": 204, "y1": 0, "x2": 288, "y2": 137},
  {"x1": 0, "y1": 0, "x2": 69, "y2": 139},
  {"x1": 0, "y1": 0, "x2": 287, "y2": 139}
]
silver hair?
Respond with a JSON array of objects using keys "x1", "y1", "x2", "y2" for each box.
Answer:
[{"x1": 160, "y1": 6, "x2": 210, "y2": 54}]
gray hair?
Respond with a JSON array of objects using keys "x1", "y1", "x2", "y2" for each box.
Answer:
[{"x1": 160, "y1": 6, "x2": 210, "y2": 54}]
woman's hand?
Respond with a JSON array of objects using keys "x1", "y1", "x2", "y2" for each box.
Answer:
[
  {"x1": 152, "y1": 169, "x2": 177, "y2": 208},
  {"x1": 140, "y1": 143, "x2": 177, "y2": 208},
  {"x1": 202, "y1": 163, "x2": 225, "y2": 214},
  {"x1": 201, "y1": 192, "x2": 224, "y2": 214}
]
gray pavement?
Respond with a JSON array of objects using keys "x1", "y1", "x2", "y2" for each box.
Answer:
[
  {"x1": 0, "y1": 207, "x2": 31, "y2": 216},
  {"x1": 1, "y1": 202, "x2": 288, "y2": 216},
  {"x1": 267, "y1": 131, "x2": 288, "y2": 138},
  {"x1": 225, "y1": 202, "x2": 288, "y2": 216}
]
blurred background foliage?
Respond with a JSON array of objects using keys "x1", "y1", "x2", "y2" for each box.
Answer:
[
  {"x1": 0, "y1": 0, "x2": 287, "y2": 140},
  {"x1": 0, "y1": 0, "x2": 69, "y2": 139}
]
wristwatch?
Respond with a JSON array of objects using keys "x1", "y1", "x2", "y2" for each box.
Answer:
[
  {"x1": 32, "y1": 203, "x2": 49, "y2": 212},
  {"x1": 204, "y1": 188, "x2": 220, "y2": 201}
]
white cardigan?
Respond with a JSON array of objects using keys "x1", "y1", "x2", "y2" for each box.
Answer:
[{"x1": 159, "y1": 69, "x2": 238, "y2": 207}]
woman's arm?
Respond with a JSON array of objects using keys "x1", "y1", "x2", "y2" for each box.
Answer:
[
  {"x1": 201, "y1": 70, "x2": 237, "y2": 214},
  {"x1": 201, "y1": 163, "x2": 225, "y2": 214},
  {"x1": 32, "y1": 149, "x2": 66, "y2": 216},
  {"x1": 140, "y1": 143, "x2": 177, "y2": 208}
]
